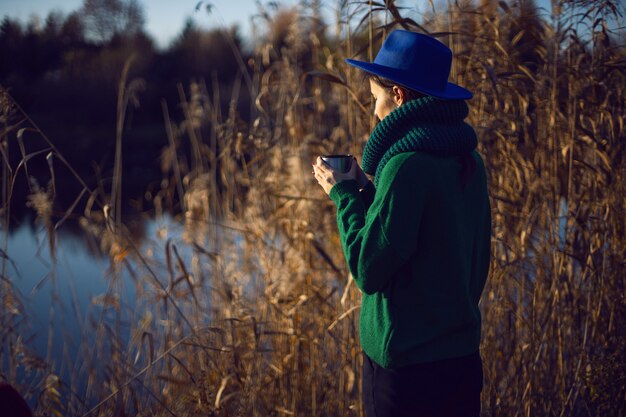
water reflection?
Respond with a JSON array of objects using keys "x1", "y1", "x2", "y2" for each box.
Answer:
[
  {"x1": 6, "y1": 217, "x2": 138, "y2": 367},
  {"x1": 3, "y1": 214, "x2": 201, "y2": 408}
]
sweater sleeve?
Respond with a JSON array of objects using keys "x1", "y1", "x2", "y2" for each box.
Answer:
[
  {"x1": 329, "y1": 154, "x2": 430, "y2": 294},
  {"x1": 359, "y1": 181, "x2": 375, "y2": 209}
]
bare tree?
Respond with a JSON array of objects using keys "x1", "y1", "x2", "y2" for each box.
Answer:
[{"x1": 81, "y1": 0, "x2": 145, "y2": 42}]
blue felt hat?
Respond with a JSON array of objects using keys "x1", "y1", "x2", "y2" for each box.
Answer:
[{"x1": 346, "y1": 30, "x2": 472, "y2": 100}]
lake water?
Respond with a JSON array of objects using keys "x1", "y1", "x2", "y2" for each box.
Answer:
[{"x1": 2, "y1": 213, "x2": 217, "y2": 410}]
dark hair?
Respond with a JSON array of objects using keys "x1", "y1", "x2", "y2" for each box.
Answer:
[
  {"x1": 368, "y1": 74, "x2": 428, "y2": 102},
  {"x1": 459, "y1": 152, "x2": 477, "y2": 190}
]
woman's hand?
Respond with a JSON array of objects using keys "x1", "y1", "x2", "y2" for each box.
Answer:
[{"x1": 312, "y1": 156, "x2": 368, "y2": 195}]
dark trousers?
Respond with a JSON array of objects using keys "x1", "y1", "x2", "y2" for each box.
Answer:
[{"x1": 362, "y1": 351, "x2": 483, "y2": 417}]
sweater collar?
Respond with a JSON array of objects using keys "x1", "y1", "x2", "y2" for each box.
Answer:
[{"x1": 361, "y1": 97, "x2": 476, "y2": 182}]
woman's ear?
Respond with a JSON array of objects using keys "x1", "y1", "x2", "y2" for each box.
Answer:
[{"x1": 392, "y1": 86, "x2": 404, "y2": 106}]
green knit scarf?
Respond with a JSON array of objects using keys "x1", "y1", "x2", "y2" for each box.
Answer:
[{"x1": 361, "y1": 96, "x2": 477, "y2": 186}]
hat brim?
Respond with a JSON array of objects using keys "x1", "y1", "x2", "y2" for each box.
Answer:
[{"x1": 346, "y1": 58, "x2": 473, "y2": 100}]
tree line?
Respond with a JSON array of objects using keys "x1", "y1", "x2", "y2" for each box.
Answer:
[{"x1": 1, "y1": 0, "x2": 251, "y2": 225}]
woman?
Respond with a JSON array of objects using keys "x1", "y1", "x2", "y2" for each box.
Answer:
[{"x1": 313, "y1": 30, "x2": 491, "y2": 417}]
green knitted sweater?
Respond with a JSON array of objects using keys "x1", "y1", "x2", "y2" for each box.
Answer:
[{"x1": 329, "y1": 99, "x2": 491, "y2": 369}]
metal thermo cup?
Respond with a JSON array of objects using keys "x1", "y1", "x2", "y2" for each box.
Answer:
[{"x1": 320, "y1": 154, "x2": 353, "y2": 173}]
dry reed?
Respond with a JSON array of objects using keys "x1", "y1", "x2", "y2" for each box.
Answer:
[{"x1": 1, "y1": 1, "x2": 625, "y2": 416}]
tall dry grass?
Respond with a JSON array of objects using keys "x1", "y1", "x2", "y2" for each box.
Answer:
[{"x1": 1, "y1": 0, "x2": 625, "y2": 416}]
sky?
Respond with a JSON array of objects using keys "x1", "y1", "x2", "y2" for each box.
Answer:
[
  {"x1": 1, "y1": 0, "x2": 618, "y2": 50},
  {"x1": 0, "y1": 0, "x2": 302, "y2": 48}
]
